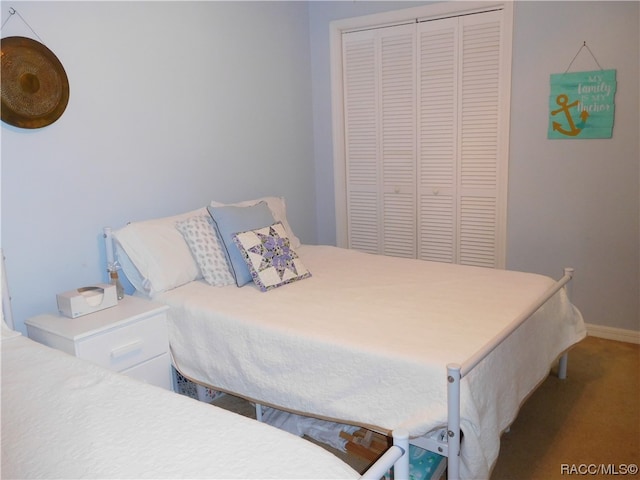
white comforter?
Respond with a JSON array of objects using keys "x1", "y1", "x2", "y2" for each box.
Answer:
[
  {"x1": 1, "y1": 329, "x2": 359, "y2": 479},
  {"x1": 160, "y1": 245, "x2": 586, "y2": 480}
]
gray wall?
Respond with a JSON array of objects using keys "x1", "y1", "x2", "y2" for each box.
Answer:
[
  {"x1": 309, "y1": 1, "x2": 639, "y2": 333},
  {"x1": 1, "y1": 1, "x2": 315, "y2": 333},
  {"x1": 506, "y1": 2, "x2": 639, "y2": 333}
]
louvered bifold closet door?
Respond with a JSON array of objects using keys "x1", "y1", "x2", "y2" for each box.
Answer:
[
  {"x1": 343, "y1": 30, "x2": 378, "y2": 254},
  {"x1": 417, "y1": 18, "x2": 458, "y2": 263},
  {"x1": 343, "y1": 25, "x2": 416, "y2": 257},
  {"x1": 457, "y1": 10, "x2": 504, "y2": 268},
  {"x1": 417, "y1": 11, "x2": 504, "y2": 267}
]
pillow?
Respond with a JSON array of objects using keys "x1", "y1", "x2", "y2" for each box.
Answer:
[
  {"x1": 210, "y1": 196, "x2": 301, "y2": 249},
  {"x1": 114, "y1": 242, "x2": 146, "y2": 292},
  {"x1": 207, "y1": 202, "x2": 276, "y2": 287},
  {"x1": 112, "y1": 207, "x2": 205, "y2": 297},
  {"x1": 175, "y1": 215, "x2": 235, "y2": 287},
  {"x1": 232, "y1": 222, "x2": 311, "y2": 292}
]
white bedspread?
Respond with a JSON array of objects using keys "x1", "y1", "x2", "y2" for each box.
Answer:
[
  {"x1": 1, "y1": 331, "x2": 359, "y2": 479},
  {"x1": 160, "y1": 245, "x2": 586, "y2": 480}
]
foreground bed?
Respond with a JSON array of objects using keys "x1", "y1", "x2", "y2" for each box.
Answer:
[
  {"x1": 1, "y1": 324, "x2": 361, "y2": 479},
  {"x1": 112, "y1": 197, "x2": 587, "y2": 480}
]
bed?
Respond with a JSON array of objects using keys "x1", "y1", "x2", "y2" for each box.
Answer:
[
  {"x1": 111, "y1": 197, "x2": 587, "y2": 480},
  {"x1": 1, "y1": 321, "x2": 365, "y2": 479}
]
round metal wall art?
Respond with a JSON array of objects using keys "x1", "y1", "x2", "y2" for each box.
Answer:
[{"x1": 1, "y1": 36, "x2": 70, "y2": 129}]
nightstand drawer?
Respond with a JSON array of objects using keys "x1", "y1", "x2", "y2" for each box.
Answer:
[
  {"x1": 122, "y1": 353, "x2": 172, "y2": 390},
  {"x1": 75, "y1": 314, "x2": 168, "y2": 372}
]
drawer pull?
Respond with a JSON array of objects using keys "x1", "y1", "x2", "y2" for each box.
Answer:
[{"x1": 110, "y1": 340, "x2": 143, "y2": 359}]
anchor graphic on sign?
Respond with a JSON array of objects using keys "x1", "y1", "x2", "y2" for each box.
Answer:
[{"x1": 551, "y1": 94, "x2": 590, "y2": 137}]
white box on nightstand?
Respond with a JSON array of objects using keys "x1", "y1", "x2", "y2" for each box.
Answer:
[
  {"x1": 26, "y1": 295, "x2": 172, "y2": 390},
  {"x1": 56, "y1": 283, "x2": 117, "y2": 318}
]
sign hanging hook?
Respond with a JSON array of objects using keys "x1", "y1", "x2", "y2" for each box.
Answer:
[{"x1": 564, "y1": 41, "x2": 604, "y2": 74}]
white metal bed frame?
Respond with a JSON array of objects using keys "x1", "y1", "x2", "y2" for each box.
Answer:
[
  {"x1": 274, "y1": 267, "x2": 574, "y2": 480},
  {"x1": 108, "y1": 212, "x2": 576, "y2": 480},
  {"x1": 367, "y1": 268, "x2": 575, "y2": 480}
]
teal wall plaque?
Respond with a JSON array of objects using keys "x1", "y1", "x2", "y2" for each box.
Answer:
[{"x1": 548, "y1": 69, "x2": 616, "y2": 139}]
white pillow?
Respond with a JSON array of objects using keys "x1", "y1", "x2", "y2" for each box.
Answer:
[
  {"x1": 113, "y1": 208, "x2": 205, "y2": 297},
  {"x1": 114, "y1": 242, "x2": 146, "y2": 293},
  {"x1": 210, "y1": 196, "x2": 301, "y2": 249}
]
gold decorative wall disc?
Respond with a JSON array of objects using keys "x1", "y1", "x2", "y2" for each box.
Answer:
[{"x1": 1, "y1": 36, "x2": 69, "y2": 129}]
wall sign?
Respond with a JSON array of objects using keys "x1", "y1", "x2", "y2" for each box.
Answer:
[{"x1": 548, "y1": 69, "x2": 616, "y2": 139}]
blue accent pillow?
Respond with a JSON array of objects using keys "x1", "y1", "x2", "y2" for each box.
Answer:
[{"x1": 207, "y1": 202, "x2": 276, "y2": 286}]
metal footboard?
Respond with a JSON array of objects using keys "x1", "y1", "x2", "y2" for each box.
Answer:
[{"x1": 391, "y1": 268, "x2": 575, "y2": 480}]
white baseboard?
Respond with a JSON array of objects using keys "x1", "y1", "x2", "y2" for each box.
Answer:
[{"x1": 586, "y1": 323, "x2": 640, "y2": 344}]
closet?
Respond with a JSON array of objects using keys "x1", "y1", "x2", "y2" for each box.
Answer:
[{"x1": 333, "y1": 4, "x2": 512, "y2": 268}]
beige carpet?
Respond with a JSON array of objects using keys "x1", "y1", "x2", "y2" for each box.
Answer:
[
  {"x1": 211, "y1": 335, "x2": 639, "y2": 478},
  {"x1": 491, "y1": 335, "x2": 639, "y2": 479}
]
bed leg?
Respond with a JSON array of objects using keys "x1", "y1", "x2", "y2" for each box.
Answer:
[
  {"x1": 255, "y1": 403, "x2": 263, "y2": 422},
  {"x1": 563, "y1": 267, "x2": 574, "y2": 299},
  {"x1": 557, "y1": 267, "x2": 574, "y2": 381},
  {"x1": 392, "y1": 429, "x2": 409, "y2": 480},
  {"x1": 447, "y1": 363, "x2": 462, "y2": 480},
  {"x1": 558, "y1": 352, "x2": 568, "y2": 380}
]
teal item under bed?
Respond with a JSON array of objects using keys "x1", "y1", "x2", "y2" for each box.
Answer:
[{"x1": 385, "y1": 444, "x2": 446, "y2": 480}]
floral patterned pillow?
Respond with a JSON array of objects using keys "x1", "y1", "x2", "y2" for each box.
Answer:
[
  {"x1": 175, "y1": 215, "x2": 235, "y2": 286},
  {"x1": 232, "y1": 222, "x2": 311, "y2": 292}
]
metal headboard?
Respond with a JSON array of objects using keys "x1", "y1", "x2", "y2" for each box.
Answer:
[{"x1": 2, "y1": 249, "x2": 15, "y2": 330}]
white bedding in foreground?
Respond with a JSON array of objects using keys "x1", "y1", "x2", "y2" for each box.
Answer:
[
  {"x1": 1, "y1": 330, "x2": 359, "y2": 480},
  {"x1": 161, "y1": 245, "x2": 586, "y2": 480}
]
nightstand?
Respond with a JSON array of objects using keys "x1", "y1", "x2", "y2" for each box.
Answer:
[{"x1": 25, "y1": 295, "x2": 172, "y2": 390}]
